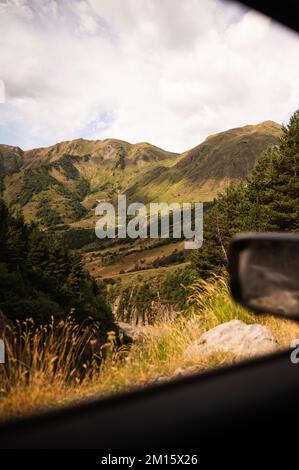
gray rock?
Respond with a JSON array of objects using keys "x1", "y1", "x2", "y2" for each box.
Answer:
[
  {"x1": 184, "y1": 319, "x2": 279, "y2": 359},
  {"x1": 117, "y1": 322, "x2": 146, "y2": 341},
  {"x1": 173, "y1": 366, "x2": 201, "y2": 378}
]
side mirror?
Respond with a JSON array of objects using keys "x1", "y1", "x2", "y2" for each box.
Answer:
[{"x1": 228, "y1": 233, "x2": 299, "y2": 320}]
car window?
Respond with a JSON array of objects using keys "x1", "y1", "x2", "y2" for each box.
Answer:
[{"x1": 0, "y1": 0, "x2": 298, "y2": 422}]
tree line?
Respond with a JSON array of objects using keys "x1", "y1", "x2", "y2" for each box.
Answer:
[{"x1": 0, "y1": 202, "x2": 116, "y2": 334}]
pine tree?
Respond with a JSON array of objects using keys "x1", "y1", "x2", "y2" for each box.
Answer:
[
  {"x1": 248, "y1": 110, "x2": 299, "y2": 231},
  {"x1": 27, "y1": 228, "x2": 50, "y2": 271},
  {"x1": 5, "y1": 210, "x2": 27, "y2": 266},
  {"x1": 46, "y1": 237, "x2": 69, "y2": 280},
  {"x1": 191, "y1": 183, "x2": 251, "y2": 277},
  {"x1": 67, "y1": 252, "x2": 86, "y2": 292}
]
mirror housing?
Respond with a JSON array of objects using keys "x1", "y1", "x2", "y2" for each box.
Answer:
[{"x1": 228, "y1": 233, "x2": 299, "y2": 320}]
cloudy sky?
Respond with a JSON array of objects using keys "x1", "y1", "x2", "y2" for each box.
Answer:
[{"x1": 0, "y1": 0, "x2": 299, "y2": 152}]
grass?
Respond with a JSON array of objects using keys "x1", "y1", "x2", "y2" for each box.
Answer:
[
  {"x1": 86, "y1": 239, "x2": 185, "y2": 279},
  {"x1": 1, "y1": 276, "x2": 299, "y2": 422}
]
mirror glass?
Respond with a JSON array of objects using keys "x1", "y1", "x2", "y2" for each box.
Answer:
[{"x1": 239, "y1": 239, "x2": 299, "y2": 317}]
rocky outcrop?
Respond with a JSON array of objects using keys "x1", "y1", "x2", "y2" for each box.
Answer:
[
  {"x1": 117, "y1": 322, "x2": 146, "y2": 341},
  {"x1": 184, "y1": 319, "x2": 279, "y2": 359}
]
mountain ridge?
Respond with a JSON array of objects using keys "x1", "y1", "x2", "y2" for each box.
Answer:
[
  {"x1": 0, "y1": 120, "x2": 282, "y2": 228},
  {"x1": 125, "y1": 120, "x2": 282, "y2": 203}
]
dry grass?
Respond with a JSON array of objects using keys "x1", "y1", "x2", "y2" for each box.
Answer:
[
  {"x1": 1, "y1": 276, "x2": 299, "y2": 422},
  {"x1": 0, "y1": 317, "x2": 104, "y2": 419}
]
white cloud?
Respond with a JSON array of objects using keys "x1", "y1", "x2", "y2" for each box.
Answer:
[{"x1": 0, "y1": 0, "x2": 299, "y2": 151}]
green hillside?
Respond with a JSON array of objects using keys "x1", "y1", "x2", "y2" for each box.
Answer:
[
  {"x1": 126, "y1": 121, "x2": 282, "y2": 203},
  {"x1": 0, "y1": 121, "x2": 282, "y2": 295},
  {"x1": 1, "y1": 122, "x2": 281, "y2": 229},
  {"x1": 1, "y1": 139, "x2": 179, "y2": 226}
]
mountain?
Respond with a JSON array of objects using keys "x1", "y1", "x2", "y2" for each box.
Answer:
[
  {"x1": 0, "y1": 121, "x2": 281, "y2": 229},
  {"x1": 126, "y1": 121, "x2": 282, "y2": 203},
  {"x1": 1, "y1": 139, "x2": 179, "y2": 226}
]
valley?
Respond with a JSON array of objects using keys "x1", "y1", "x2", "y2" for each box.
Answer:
[
  {"x1": 0, "y1": 120, "x2": 282, "y2": 324},
  {"x1": 1, "y1": 108, "x2": 298, "y2": 421}
]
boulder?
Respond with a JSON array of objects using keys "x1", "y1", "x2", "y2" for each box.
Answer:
[
  {"x1": 184, "y1": 319, "x2": 279, "y2": 359},
  {"x1": 117, "y1": 322, "x2": 146, "y2": 341}
]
